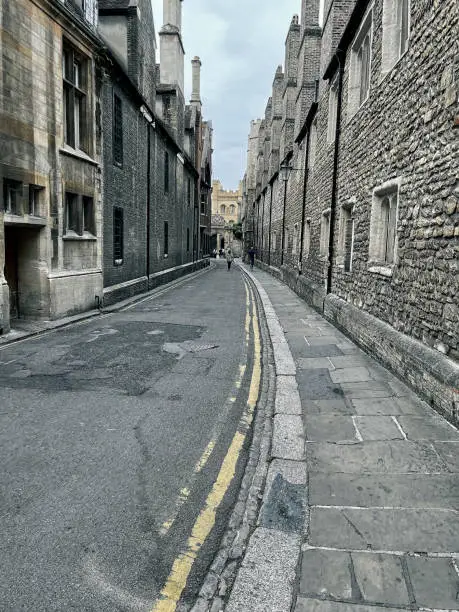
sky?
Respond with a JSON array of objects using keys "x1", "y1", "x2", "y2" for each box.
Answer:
[{"x1": 151, "y1": 0, "x2": 324, "y2": 190}]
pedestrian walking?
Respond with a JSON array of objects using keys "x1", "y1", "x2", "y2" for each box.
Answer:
[
  {"x1": 225, "y1": 247, "x2": 234, "y2": 271},
  {"x1": 248, "y1": 246, "x2": 256, "y2": 269}
]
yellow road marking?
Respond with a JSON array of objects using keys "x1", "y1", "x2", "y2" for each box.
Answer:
[{"x1": 152, "y1": 277, "x2": 262, "y2": 612}]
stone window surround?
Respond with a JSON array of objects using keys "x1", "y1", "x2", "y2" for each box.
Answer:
[
  {"x1": 368, "y1": 177, "x2": 402, "y2": 276},
  {"x1": 381, "y1": 0, "x2": 411, "y2": 78},
  {"x1": 337, "y1": 198, "x2": 356, "y2": 270},
  {"x1": 347, "y1": 5, "x2": 374, "y2": 119},
  {"x1": 63, "y1": 191, "x2": 96, "y2": 240},
  {"x1": 62, "y1": 41, "x2": 90, "y2": 154},
  {"x1": 320, "y1": 208, "x2": 331, "y2": 257}
]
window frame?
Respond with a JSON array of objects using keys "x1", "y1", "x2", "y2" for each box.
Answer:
[
  {"x1": 64, "y1": 192, "x2": 96, "y2": 237},
  {"x1": 320, "y1": 209, "x2": 331, "y2": 257},
  {"x1": 113, "y1": 206, "x2": 124, "y2": 265},
  {"x1": 369, "y1": 179, "x2": 401, "y2": 274},
  {"x1": 63, "y1": 43, "x2": 89, "y2": 152},
  {"x1": 381, "y1": 0, "x2": 410, "y2": 76},
  {"x1": 164, "y1": 221, "x2": 169, "y2": 257},
  {"x1": 348, "y1": 7, "x2": 373, "y2": 118}
]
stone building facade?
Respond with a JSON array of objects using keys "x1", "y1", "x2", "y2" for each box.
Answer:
[
  {"x1": 0, "y1": 0, "x2": 212, "y2": 326},
  {"x1": 243, "y1": 0, "x2": 459, "y2": 423},
  {"x1": 99, "y1": 0, "x2": 209, "y2": 305},
  {"x1": 0, "y1": 0, "x2": 103, "y2": 332},
  {"x1": 211, "y1": 180, "x2": 243, "y2": 255}
]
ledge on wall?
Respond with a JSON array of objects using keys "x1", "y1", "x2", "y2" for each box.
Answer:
[{"x1": 324, "y1": 293, "x2": 459, "y2": 426}]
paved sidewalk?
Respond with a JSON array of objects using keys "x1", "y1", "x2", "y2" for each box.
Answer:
[{"x1": 228, "y1": 266, "x2": 459, "y2": 612}]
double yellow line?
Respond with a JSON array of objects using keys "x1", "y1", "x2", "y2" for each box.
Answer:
[{"x1": 152, "y1": 279, "x2": 262, "y2": 612}]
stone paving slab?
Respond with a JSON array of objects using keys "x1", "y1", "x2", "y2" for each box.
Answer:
[
  {"x1": 432, "y1": 441, "x2": 459, "y2": 472},
  {"x1": 406, "y1": 555, "x2": 459, "y2": 609},
  {"x1": 226, "y1": 528, "x2": 301, "y2": 612},
  {"x1": 309, "y1": 507, "x2": 459, "y2": 552},
  {"x1": 295, "y1": 599, "x2": 403, "y2": 612},
  {"x1": 307, "y1": 440, "x2": 449, "y2": 473},
  {"x1": 306, "y1": 415, "x2": 358, "y2": 442},
  {"x1": 308, "y1": 473, "x2": 459, "y2": 509},
  {"x1": 350, "y1": 397, "x2": 428, "y2": 416},
  {"x1": 397, "y1": 415, "x2": 459, "y2": 441},
  {"x1": 297, "y1": 369, "x2": 344, "y2": 400},
  {"x1": 306, "y1": 398, "x2": 355, "y2": 416},
  {"x1": 353, "y1": 416, "x2": 404, "y2": 441},
  {"x1": 330, "y1": 368, "x2": 373, "y2": 384}
]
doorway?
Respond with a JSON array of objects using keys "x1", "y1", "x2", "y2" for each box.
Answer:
[{"x1": 4, "y1": 225, "x2": 43, "y2": 320}]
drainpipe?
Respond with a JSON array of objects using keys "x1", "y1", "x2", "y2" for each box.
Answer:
[
  {"x1": 261, "y1": 190, "x2": 266, "y2": 261},
  {"x1": 280, "y1": 177, "x2": 288, "y2": 266},
  {"x1": 298, "y1": 133, "x2": 311, "y2": 273},
  {"x1": 327, "y1": 49, "x2": 346, "y2": 295},
  {"x1": 141, "y1": 105, "x2": 154, "y2": 284},
  {"x1": 267, "y1": 180, "x2": 274, "y2": 266}
]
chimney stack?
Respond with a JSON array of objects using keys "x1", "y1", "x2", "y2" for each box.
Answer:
[
  {"x1": 190, "y1": 56, "x2": 202, "y2": 107},
  {"x1": 159, "y1": 0, "x2": 185, "y2": 95}
]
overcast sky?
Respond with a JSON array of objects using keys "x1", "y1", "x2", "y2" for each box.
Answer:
[{"x1": 151, "y1": 0, "x2": 323, "y2": 189}]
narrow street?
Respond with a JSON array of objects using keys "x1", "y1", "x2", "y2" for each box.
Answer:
[{"x1": 0, "y1": 260, "x2": 259, "y2": 612}]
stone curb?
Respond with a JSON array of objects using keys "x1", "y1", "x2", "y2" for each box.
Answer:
[
  {"x1": 223, "y1": 265, "x2": 306, "y2": 612},
  {"x1": 191, "y1": 265, "x2": 306, "y2": 612},
  {"x1": 188, "y1": 269, "x2": 276, "y2": 612}
]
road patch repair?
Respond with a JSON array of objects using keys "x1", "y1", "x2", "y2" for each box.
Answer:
[{"x1": 207, "y1": 264, "x2": 459, "y2": 612}]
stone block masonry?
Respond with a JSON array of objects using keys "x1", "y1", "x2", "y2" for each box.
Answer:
[{"x1": 242, "y1": 0, "x2": 459, "y2": 424}]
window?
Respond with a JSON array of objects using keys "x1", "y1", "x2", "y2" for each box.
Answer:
[
  {"x1": 348, "y1": 10, "x2": 373, "y2": 116},
  {"x1": 338, "y1": 204, "x2": 355, "y2": 272},
  {"x1": 113, "y1": 207, "x2": 123, "y2": 265},
  {"x1": 187, "y1": 228, "x2": 190, "y2": 252},
  {"x1": 65, "y1": 193, "x2": 95, "y2": 236},
  {"x1": 65, "y1": 192, "x2": 80, "y2": 234},
  {"x1": 230, "y1": 205, "x2": 235, "y2": 215},
  {"x1": 164, "y1": 152, "x2": 169, "y2": 193},
  {"x1": 327, "y1": 75, "x2": 339, "y2": 143},
  {"x1": 303, "y1": 219, "x2": 311, "y2": 259},
  {"x1": 164, "y1": 221, "x2": 169, "y2": 256},
  {"x1": 309, "y1": 120, "x2": 317, "y2": 173},
  {"x1": 272, "y1": 232, "x2": 277, "y2": 251},
  {"x1": 200, "y1": 192, "x2": 207, "y2": 214},
  {"x1": 29, "y1": 185, "x2": 43, "y2": 216},
  {"x1": 3, "y1": 179, "x2": 22, "y2": 214},
  {"x1": 83, "y1": 196, "x2": 95, "y2": 234},
  {"x1": 382, "y1": 0, "x2": 410, "y2": 74},
  {"x1": 320, "y1": 210, "x2": 331, "y2": 257},
  {"x1": 113, "y1": 94, "x2": 123, "y2": 166},
  {"x1": 369, "y1": 181, "x2": 400, "y2": 269},
  {"x1": 221, "y1": 205, "x2": 226, "y2": 214},
  {"x1": 63, "y1": 44, "x2": 88, "y2": 151}
]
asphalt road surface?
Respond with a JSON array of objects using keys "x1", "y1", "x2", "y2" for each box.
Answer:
[{"x1": 0, "y1": 260, "x2": 259, "y2": 612}]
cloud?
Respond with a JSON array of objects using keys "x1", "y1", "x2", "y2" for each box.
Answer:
[{"x1": 151, "y1": 0, "x2": 306, "y2": 187}]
